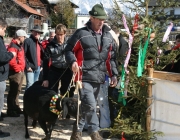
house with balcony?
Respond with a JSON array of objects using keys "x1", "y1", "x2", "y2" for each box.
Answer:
[
  {"x1": 5, "y1": 0, "x2": 44, "y2": 36},
  {"x1": 5, "y1": 0, "x2": 78, "y2": 36}
]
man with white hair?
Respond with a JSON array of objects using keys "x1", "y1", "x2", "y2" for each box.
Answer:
[
  {"x1": 41, "y1": 29, "x2": 55, "y2": 49},
  {"x1": 7, "y1": 29, "x2": 27, "y2": 117}
]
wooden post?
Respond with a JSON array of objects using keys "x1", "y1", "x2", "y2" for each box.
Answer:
[{"x1": 146, "y1": 68, "x2": 153, "y2": 132}]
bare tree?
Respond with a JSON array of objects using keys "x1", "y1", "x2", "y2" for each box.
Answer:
[{"x1": 0, "y1": 0, "x2": 21, "y2": 19}]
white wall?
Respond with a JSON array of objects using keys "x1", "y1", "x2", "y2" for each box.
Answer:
[{"x1": 76, "y1": 15, "x2": 90, "y2": 29}]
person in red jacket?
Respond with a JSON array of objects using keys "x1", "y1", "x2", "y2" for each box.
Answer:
[
  {"x1": 38, "y1": 29, "x2": 55, "y2": 80},
  {"x1": 7, "y1": 29, "x2": 27, "y2": 117}
]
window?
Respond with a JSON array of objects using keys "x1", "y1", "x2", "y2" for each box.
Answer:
[
  {"x1": 170, "y1": 10, "x2": 174, "y2": 16},
  {"x1": 37, "y1": 9, "x2": 41, "y2": 13}
]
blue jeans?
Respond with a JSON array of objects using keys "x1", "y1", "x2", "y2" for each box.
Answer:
[
  {"x1": 0, "y1": 81, "x2": 6, "y2": 117},
  {"x1": 84, "y1": 81, "x2": 111, "y2": 129},
  {"x1": 25, "y1": 66, "x2": 40, "y2": 89},
  {"x1": 73, "y1": 82, "x2": 100, "y2": 134},
  {"x1": 98, "y1": 81, "x2": 111, "y2": 128}
]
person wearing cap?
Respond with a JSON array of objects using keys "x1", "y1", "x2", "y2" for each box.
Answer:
[
  {"x1": 23, "y1": 25, "x2": 44, "y2": 89},
  {"x1": 65, "y1": 4, "x2": 118, "y2": 140},
  {"x1": 0, "y1": 18, "x2": 16, "y2": 138},
  {"x1": 7, "y1": 29, "x2": 27, "y2": 117}
]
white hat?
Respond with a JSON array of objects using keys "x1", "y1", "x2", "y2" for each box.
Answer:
[{"x1": 16, "y1": 29, "x2": 28, "y2": 37}]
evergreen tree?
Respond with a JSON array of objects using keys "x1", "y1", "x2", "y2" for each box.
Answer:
[
  {"x1": 50, "y1": 0, "x2": 76, "y2": 28},
  {"x1": 107, "y1": 0, "x2": 180, "y2": 139}
]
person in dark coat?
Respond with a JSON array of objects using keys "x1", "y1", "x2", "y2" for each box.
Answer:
[
  {"x1": 111, "y1": 26, "x2": 129, "y2": 63},
  {"x1": 163, "y1": 34, "x2": 180, "y2": 72},
  {"x1": 0, "y1": 18, "x2": 16, "y2": 138},
  {"x1": 23, "y1": 25, "x2": 44, "y2": 89},
  {"x1": 65, "y1": 4, "x2": 118, "y2": 140},
  {"x1": 109, "y1": 26, "x2": 129, "y2": 125},
  {"x1": 42, "y1": 24, "x2": 74, "y2": 98}
]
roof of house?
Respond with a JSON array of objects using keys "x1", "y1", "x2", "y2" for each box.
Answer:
[
  {"x1": 28, "y1": 1, "x2": 44, "y2": 7},
  {"x1": 13, "y1": 0, "x2": 44, "y2": 17},
  {"x1": 148, "y1": 0, "x2": 180, "y2": 7}
]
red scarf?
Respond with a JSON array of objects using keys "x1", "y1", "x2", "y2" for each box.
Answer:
[{"x1": 36, "y1": 42, "x2": 41, "y2": 66}]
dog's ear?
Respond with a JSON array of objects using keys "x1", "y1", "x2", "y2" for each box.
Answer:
[{"x1": 62, "y1": 99, "x2": 68, "y2": 119}]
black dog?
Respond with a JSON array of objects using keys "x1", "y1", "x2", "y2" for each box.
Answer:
[{"x1": 23, "y1": 81, "x2": 78, "y2": 140}]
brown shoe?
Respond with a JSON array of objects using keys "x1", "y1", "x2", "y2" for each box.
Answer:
[
  {"x1": 70, "y1": 131, "x2": 83, "y2": 140},
  {"x1": 90, "y1": 131, "x2": 103, "y2": 140}
]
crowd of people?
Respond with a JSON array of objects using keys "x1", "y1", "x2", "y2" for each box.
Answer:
[{"x1": 0, "y1": 3, "x2": 130, "y2": 140}]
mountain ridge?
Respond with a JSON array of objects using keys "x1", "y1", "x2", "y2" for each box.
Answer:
[{"x1": 71, "y1": 0, "x2": 114, "y2": 14}]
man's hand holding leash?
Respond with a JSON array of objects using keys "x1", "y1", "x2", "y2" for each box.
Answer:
[{"x1": 72, "y1": 62, "x2": 79, "y2": 73}]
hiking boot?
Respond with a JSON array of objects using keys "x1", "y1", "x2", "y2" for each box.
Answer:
[
  {"x1": 0, "y1": 130, "x2": 10, "y2": 138},
  {"x1": 90, "y1": 131, "x2": 103, "y2": 140},
  {"x1": 66, "y1": 114, "x2": 70, "y2": 119},
  {"x1": 70, "y1": 131, "x2": 83, "y2": 140},
  {"x1": 1, "y1": 112, "x2": 8, "y2": 118},
  {"x1": 101, "y1": 131, "x2": 110, "y2": 138},
  {"x1": 16, "y1": 109, "x2": 23, "y2": 114},
  {"x1": 0, "y1": 117, "x2": 3, "y2": 121}
]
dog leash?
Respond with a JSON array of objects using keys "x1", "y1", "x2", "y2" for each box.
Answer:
[
  {"x1": 50, "y1": 67, "x2": 68, "y2": 90},
  {"x1": 61, "y1": 73, "x2": 76, "y2": 99},
  {"x1": 74, "y1": 70, "x2": 82, "y2": 130}
]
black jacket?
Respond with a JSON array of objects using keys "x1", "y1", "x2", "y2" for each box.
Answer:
[
  {"x1": 65, "y1": 22, "x2": 118, "y2": 83},
  {"x1": 43, "y1": 36, "x2": 69, "y2": 80},
  {"x1": 118, "y1": 34, "x2": 129, "y2": 63},
  {"x1": 0, "y1": 36, "x2": 14, "y2": 81},
  {"x1": 23, "y1": 35, "x2": 44, "y2": 71}
]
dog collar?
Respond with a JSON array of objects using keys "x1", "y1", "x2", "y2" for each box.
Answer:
[{"x1": 49, "y1": 94, "x2": 61, "y2": 115}]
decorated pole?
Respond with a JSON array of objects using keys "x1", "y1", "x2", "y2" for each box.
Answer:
[{"x1": 146, "y1": 68, "x2": 154, "y2": 132}]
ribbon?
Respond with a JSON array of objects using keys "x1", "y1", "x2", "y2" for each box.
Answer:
[
  {"x1": 141, "y1": 28, "x2": 152, "y2": 72},
  {"x1": 162, "y1": 22, "x2": 173, "y2": 42},
  {"x1": 118, "y1": 15, "x2": 134, "y2": 105},
  {"x1": 121, "y1": 132, "x2": 126, "y2": 140},
  {"x1": 118, "y1": 65, "x2": 126, "y2": 105},
  {"x1": 117, "y1": 15, "x2": 134, "y2": 105},
  {"x1": 137, "y1": 28, "x2": 152, "y2": 77},
  {"x1": 137, "y1": 38, "x2": 143, "y2": 77},
  {"x1": 132, "y1": 13, "x2": 139, "y2": 37},
  {"x1": 122, "y1": 14, "x2": 133, "y2": 74}
]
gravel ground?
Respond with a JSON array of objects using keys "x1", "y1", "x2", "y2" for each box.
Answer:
[{"x1": 0, "y1": 79, "x2": 119, "y2": 140}]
